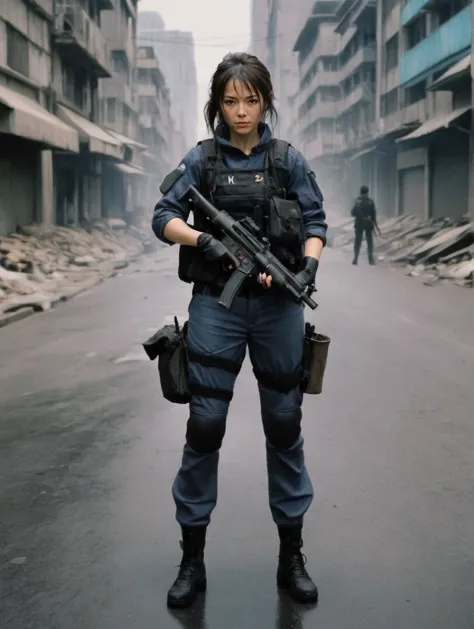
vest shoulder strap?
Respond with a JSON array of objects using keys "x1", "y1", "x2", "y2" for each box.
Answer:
[
  {"x1": 197, "y1": 139, "x2": 217, "y2": 163},
  {"x1": 270, "y1": 139, "x2": 290, "y2": 191}
]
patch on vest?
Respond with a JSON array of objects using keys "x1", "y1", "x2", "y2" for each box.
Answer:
[
  {"x1": 159, "y1": 164, "x2": 186, "y2": 194},
  {"x1": 255, "y1": 174, "x2": 264, "y2": 183}
]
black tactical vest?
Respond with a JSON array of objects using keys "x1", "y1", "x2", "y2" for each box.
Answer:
[{"x1": 178, "y1": 139, "x2": 300, "y2": 286}]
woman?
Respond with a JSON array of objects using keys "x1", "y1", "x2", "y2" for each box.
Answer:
[{"x1": 152, "y1": 52, "x2": 327, "y2": 609}]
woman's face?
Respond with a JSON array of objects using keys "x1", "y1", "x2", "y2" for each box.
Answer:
[{"x1": 220, "y1": 79, "x2": 262, "y2": 137}]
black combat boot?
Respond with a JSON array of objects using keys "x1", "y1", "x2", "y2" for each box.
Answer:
[
  {"x1": 276, "y1": 526, "x2": 319, "y2": 604},
  {"x1": 167, "y1": 526, "x2": 207, "y2": 609}
]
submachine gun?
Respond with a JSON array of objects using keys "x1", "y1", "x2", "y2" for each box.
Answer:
[{"x1": 185, "y1": 185, "x2": 318, "y2": 311}]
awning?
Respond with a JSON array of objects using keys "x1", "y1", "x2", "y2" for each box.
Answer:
[
  {"x1": 106, "y1": 129, "x2": 147, "y2": 150},
  {"x1": 429, "y1": 54, "x2": 471, "y2": 91},
  {"x1": 348, "y1": 145, "x2": 376, "y2": 161},
  {"x1": 56, "y1": 104, "x2": 122, "y2": 158},
  {"x1": 397, "y1": 106, "x2": 471, "y2": 142},
  {"x1": 114, "y1": 163, "x2": 145, "y2": 175},
  {"x1": 0, "y1": 84, "x2": 79, "y2": 152}
]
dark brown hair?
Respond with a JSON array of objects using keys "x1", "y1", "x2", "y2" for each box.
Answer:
[{"x1": 204, "y1": 52, "x2": 277, "y2": 134}]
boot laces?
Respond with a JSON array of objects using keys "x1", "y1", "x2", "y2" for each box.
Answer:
[
  {"x1": 174, "y1": 540, "x2": 201, "y2": 582},
  {"x1": 280, "y1": 540, "x2": 310, "y2": 578},
  {"x1": 290, "y1": 550, "x2": 309, "y2": 578}
]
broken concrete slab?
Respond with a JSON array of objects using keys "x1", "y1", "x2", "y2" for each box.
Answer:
[{"x1": 0, "y1": 222, "x2": 148, "y2": 319}]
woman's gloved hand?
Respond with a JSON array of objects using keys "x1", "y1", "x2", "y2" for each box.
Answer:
[
  {"x1": 295, "y1": 256, "x2": 318, "y2": 288},
  {"x1": 196, "y1": 233, "x2": 229, "y2": 262}
]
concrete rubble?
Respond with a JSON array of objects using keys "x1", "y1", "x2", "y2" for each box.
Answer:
[
  {"x1": 328, "y1": 214, "x2": 474, "y2": 288},
  {"x1": 0, "y1": 219, "x2": 157, "y2": 325}
]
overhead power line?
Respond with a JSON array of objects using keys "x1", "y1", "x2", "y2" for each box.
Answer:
[{"x1": 136, "y1": 32, "x2": 289, "y2": 48}]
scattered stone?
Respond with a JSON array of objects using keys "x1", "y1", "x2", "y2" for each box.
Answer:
[
  {"x1": 0, "y1": 222, "x2": 149, "y2": 316},
  {"x1": 329, "y1": 213, "x2": 473, "y2": 289}
]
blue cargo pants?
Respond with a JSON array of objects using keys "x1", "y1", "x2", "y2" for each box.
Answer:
[{"x1": 172, "y1": 288, "x2": 314, "y2": 528}]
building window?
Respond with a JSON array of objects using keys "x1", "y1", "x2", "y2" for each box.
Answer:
[
  {"x1": 406, "y1": 15, "x2": 426, "y2": 50},
  {"x1": 62, "y1": 63, "x2": 87, "y2": 111},
  {"x1": 438, "y1": 0, "x2": 469, "y2": 25},
  {"x1": 404, "y1": 80, "x2": 426, "y2": 105},
  {"x1": 381, "y1": 88, "x2": 399, "y2": 116},
  {"x1": 106, "y1": 98, "x2": 116, "y2": 123},
  {"x1": 384, "y1": 35, "x2": 399, "y2": 72},
  {"x1": 6, "y1": 25, "x2": 29, "y2": 77}
]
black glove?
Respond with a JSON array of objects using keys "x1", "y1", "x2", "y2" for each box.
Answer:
[
  {"x1": 196, "y1": 233, "x2": 229, "y2": 262},
  {"x1": 295, "y1": 256, "x2": 318, "y2": 288}
]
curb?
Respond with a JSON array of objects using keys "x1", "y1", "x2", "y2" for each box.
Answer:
[
  {"x1": 0, "y1": 307, "x2": 36, "y2": 329},
  {"x1": 0, "y1": 256, "x2": 141, "y2": 330}
]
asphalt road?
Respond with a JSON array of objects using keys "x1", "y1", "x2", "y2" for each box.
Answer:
[{"x1": 1, "y1": 248, "x2": 474, "y2": 629}]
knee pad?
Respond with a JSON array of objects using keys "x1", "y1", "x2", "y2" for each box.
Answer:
[
  {"x1": 185, "y1": 413, "x2": 226, "y2": 453},
  {"x1": 262, "y1": 408, "x2": 302, "y2": 450}
]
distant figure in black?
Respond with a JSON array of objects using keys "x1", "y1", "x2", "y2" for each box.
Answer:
[{"x1": 351, "y1": 185, "x2": 378, "y2": 265}]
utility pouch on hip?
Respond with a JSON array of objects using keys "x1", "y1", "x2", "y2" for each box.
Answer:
[
  {"x1": 267, "y1": 198, "x2": 305, "y2": 248},
  {"x1": 301, "y1": 322, "x2": 330, "y2": 395},
  {"x1": 142, "y1": 316, "x2": 190, "y2": 404}
]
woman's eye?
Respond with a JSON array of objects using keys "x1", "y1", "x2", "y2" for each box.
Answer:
[
  {"x1": 224, "y1": 100, "x2": 234, "y2": 105},
  {"x1": 249, "y1": 99, "x2": 258, "y2": 104}
]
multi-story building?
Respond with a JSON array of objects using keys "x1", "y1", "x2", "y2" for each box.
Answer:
[
  {"x1": 135, "y1": 45, "x2": 174, "y2": 212},
  {"x1": 100, "y1": 0, "x2": 139, "y2": 141},
  {"x1": 51, "y1": 0, "x2": 127, "y2": 224},
  {"x1": 249, "y1": 0, "x2": 269, "y2": 64},
  {"x1": 0, "y1": 0, "x2": 79, "y2": 235},
  {"x1": 99, "y1": 0, "x2": 148, "y2": 221},
  {"x1": 264, "y1": 0, "x2": 314, "y2": 143},
  {"x1": 294, "y1": 1, "x2": 343, "y2": 202},
  {"x1": 381, "y1": 0, "x2": 471, "y2": 219},
  {"x1": 137, "y1": 12, "x2": 198, "y2": 153},
  {"x1": 289, "y1": 0, "x2": 473, "y2": 219}
]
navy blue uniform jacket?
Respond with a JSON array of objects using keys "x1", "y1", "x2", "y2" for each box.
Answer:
[{"x1": 152, "y1": 123, "x2": 328, "y2": 246}]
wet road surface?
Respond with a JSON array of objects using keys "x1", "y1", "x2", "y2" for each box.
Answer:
[{"x1": 1, "y1": 248, "x2": 474, "y2": 628}]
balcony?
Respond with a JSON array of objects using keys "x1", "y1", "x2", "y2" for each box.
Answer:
[
  {"x1": 102, "y1": 74, "x2": 134, "y2": 109},
  {"x1": 401, "y1": 0, "x2": 430, "y2": 25},
  {"x1": 401, "y1": 99, "x2": 428, "y2": 124},
  {"x1": 300, "y1": 101, "x2": 341, "y2": 132},
  {"x1": 400, "y1": 7, "x2": 471, "y2": 86},
  {"x1": 137, "y1": 83, "x2": 157, "y2": 98},
  {"x1": 339, "y1": 26, "x2": 358, "y2": 54},
  {"x1": 339, "y1": 44, "x2": 376, "y2": 82},
  {"x1": 139, "y1": 114, "x2": 166, "y2": 142},
  {"x1": 380, "y1": 99, "x2": 428, "y2": 134},
  {"x1": 53, "y1": 9, "x2": 112, "y2": 78},
  {"x1": 339, "y1": 83, "x2": 374, "y2": 114},
  {"x1": 305, "y1": 136, "x2": 345, "y2": 160},
  {"x1": 299, "y1": 71, "x2": 341, "y2": 107},
  {"x1": 108, "y1": 31, "x2": 135, "y2": 64},
  {"x1": 26, "y1": 0, "x2": 53, "y2": 20}
]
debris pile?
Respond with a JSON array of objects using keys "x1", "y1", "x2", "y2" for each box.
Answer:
[
  {"x1": 0, "y1": 220, "x2": 152, "y2": 315},
  {"x1": 328, "y1": 215, "x2": 474, "y2": 287}
]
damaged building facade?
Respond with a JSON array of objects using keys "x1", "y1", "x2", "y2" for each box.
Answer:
[
  {"x1": 252, "y1": 0, "x2": 473, "y2": 222},
  {"x1": 0, "y1": 1, "x2": 185, "y2": 237}
]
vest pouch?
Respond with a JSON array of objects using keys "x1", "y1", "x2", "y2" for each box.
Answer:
[
  {"x1": 301, "y1": 323, "x2": 330, "y2": 395},
  {"x1": 178, "y1": 245, "x2": 222, "y2": 284},
  {"x1": 142, "y1": 317, "x2": 190, "y2": 404},
  {"x1": 267, "y1": 198, "x2": 305, "y2": 248}
]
